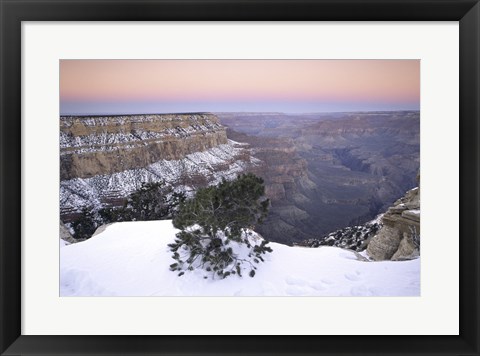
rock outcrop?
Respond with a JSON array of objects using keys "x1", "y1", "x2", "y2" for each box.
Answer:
[
  {"x1": 366, "y1": 176, "x2": 420, "y2": 261},
  {"x1": 60, "y1": 113, "x2": 259, "y2": 222}
]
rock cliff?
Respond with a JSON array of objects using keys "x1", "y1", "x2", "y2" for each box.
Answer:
[
  {"x1": 366, "y1": 176, "x2": 420, "y2": 261},
  {"x1": 60, "y1": 113, "x2": 227, "y2": 179},
  {"x1": 60, "y1": 113, "x2": 259, "y2": 222}
]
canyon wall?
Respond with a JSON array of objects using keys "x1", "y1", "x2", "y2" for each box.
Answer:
[
  {"x1": 60, "y1": 113, "x2": 228, "y2": 179},
  {"x1": 60, "y1": 113, "x2": 258, "y2": 222},
  {"x1": 226, "y1": 129, "x2": 317, "y2": 244}
]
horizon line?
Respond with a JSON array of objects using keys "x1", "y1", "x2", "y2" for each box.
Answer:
[{"x1": 59, "y1": 109, "x2": 420, "y2": 117}]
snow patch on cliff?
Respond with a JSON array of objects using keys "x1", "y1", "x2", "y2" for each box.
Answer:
[
  {"x1": 60, "y1": 113, "x2": 224, "y2": 154},
  {"x1": 60, "y1": 140, "x2": 260, "y2": 214}
]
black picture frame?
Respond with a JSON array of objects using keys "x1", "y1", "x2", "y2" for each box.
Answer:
[{"x1": 1, "y1": 0, "x2": 479, "y2": 355}]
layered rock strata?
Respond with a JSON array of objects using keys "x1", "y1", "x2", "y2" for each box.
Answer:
[
  {"x1": 60, "y1": 113, "x2": 227, "y2": 179},
  {"x1": 366, "y1": 180, "x2": 420, "y2": 261},
  {"x1": 60, "y1": 113, "x2": 259, "y2": 222}
]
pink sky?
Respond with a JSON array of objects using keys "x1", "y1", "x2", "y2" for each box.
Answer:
[{"x1": 60, "y1": 60, "x2": 419, "y2": 114}]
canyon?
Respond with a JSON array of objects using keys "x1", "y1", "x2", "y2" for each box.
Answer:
[
  {"x1": 297, "y1": 177, "x2": 420, "y2": 261},
  {"x1": 60, "y1": 111, "x2": 420, "y2": 246},
  {"x1": 218, "y1": 111, "x2": 419, "y2": 244}
]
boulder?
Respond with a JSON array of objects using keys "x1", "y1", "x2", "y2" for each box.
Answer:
[
  {"x1": 392, "y1": 232, "x2": 420, "y2": 261},
  {"x1": 366, "y1": 225, "x2": 403, "y2": 260}
]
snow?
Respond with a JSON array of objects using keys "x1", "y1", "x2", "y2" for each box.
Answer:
[
  {"x1": 60, "y1": 114, "x2": 223, "y2": 154},
  {"x1": 60, "y1": 239, "x2": 70, "y2": 247},
  {"x1": 357, "y1": 249, "x2": 372, "y2": 260},
  {"x1": 60, "y1": 140, "x2": 259, "y2": 214},
  {"x1": 409, "y1": 209, "x2": 420, "y2": 216},
  {"x1": 60, "y1": 220, "x2": 420, "y2": 297},
  {"x1": 369, "y1": 213, "x2": 384, "y2": 225}
]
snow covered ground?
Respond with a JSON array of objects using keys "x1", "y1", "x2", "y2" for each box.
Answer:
[{"x1": 60, "y1": 220, "x2": 420, "y2": 297}]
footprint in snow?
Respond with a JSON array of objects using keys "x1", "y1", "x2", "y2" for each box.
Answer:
[
  {"x1": 285, "y1": 276, "x2": 307, "y2": 286},
  {"x1": 285, "y1": 286, "x2": 307, "y2": 296},
  {"x1": 344, "y1": 270, "x2": 362, "y2": 281},
  {"x1": 261, "y1": 282, "x2": 278, "y2": 295},
  {"x1": 350, "y1": 285, "x2": 376, "y2": 296},
  {"x1": 321, "y1": 278, "x2": 334, "y2": 285},
  {"x1": 309, "y1": 282, "x2": 327, "y2": 291}
]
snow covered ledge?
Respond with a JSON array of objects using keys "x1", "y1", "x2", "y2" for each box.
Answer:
[{"x1": 60, "y1": 220, "x2": 420, "y2": 297}]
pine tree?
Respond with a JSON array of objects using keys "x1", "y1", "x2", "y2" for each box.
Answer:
[
  {"x1": 72, "y1": 182, "x2": 186, "y2": 240},
  {"x1": 168, "y1": 173, "x2": 272, "y2": 279},
  {"x1": 98, "y1": 182, "x2": 186, "y2": 224},
  {"x1": 127, "y1": 182, "x2": 173, "y2": 221},
  {"x1": 71, "y1": 207, "x2": 98, "y2": 240}
]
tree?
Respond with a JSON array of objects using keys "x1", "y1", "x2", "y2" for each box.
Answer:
[
  {"x1": 98, "y1": 182, "x2": 185, "y2": 224},
  {"x1": 168, "y1": 173, "x2": 272, "y2": 279},
  {"x1": 71, "y1": 207, "x2": 98, "y2": 240},
  {"x1": 126, "y1": 182, "x2": 180, "y2": 221},
  {"x1": 72, "y1": 182, "x2": 186, "y2": 240}
]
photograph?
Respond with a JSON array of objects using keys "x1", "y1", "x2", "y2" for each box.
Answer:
[
  {"x1": 2, "y1": 0, "x2": 478, "y2": 353},
  {"x1": 59, "y1": 59, "x2": 420, "y2": 297}
]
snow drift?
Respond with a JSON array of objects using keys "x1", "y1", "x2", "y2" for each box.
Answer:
[{"x1": 60, "y1": 220, "x2": 420, "y2": 297}]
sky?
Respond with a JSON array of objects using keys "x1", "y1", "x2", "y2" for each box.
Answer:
[{"x1": 60, "y1": 60, "x2": 420, "y2": 115}]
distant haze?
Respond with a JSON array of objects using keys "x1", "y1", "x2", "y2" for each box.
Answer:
[{"x1": 60, "y1": 60, "x2": 420, "y2": 115}]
